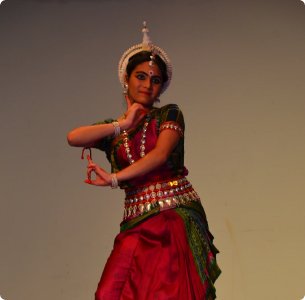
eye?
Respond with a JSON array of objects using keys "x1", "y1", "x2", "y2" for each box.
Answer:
[
  {"x1": 151, "y1": 77, "x2": 162, "y2": 85},
  {"x1": 136, "y1": 73, "x2": 146, "y2": 80}
]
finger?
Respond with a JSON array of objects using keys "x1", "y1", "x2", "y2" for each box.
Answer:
[
  {"x1": 87, "y1": 163, "x2": 96, "y2": 169},
  {"x1": 136, "y1": 110, "x2": 147, "y2": 122},
  {"x1": 139, "y1": 110, "x2": 147, "y2": 118},
  {"x1": 87, "y1": 167, "x2": 95, "y2": 180},
  {"x1": 125, "y1": 95, "x2": 133, "y2": 109},
  {"x1": 85, "y1": 178, "x2": 107, "y2": 186},
  {"x1": 87, "y1": 154, "x2": 93, "y2": 163},
  {"x1": 87, "y1": 165, "x2": 103, "y2": 180},
  {"x1": 140, "y1": 106, "x2": 150, "y2": 114},
  {"x1": 135, "y1": 106, "x2": 149, "y2": 119}
]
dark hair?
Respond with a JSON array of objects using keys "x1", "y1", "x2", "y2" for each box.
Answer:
[{"x1": 126, "y1": 51, "x2": 168, "y2": 83}]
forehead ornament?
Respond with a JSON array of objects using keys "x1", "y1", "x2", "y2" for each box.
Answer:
[{"x1": 118, "y1": 21, "x2": 172, "y2": 94}]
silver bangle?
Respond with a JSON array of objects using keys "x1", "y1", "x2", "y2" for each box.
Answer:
[
  {"x1": 112, "y1": 121, "x2": 121, "y2": 137},
  {"x1": 111, "y1": 173, "x2": 119, "y2": 189}
]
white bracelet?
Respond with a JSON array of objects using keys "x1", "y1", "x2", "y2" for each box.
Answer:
[
  {"x1": 112, "y1": 121, "x2": 121, "y2": 137},
  {"x1": 111, "y1": 173, "x2": 119, "y2": 189}
]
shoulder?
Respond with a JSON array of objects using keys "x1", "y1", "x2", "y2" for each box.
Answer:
[
  {"x1": 154, "y1": 103, "x2": 185, "y2": 131},
  {"x1": 159, "y1": 103, "x2": 182, "y2": 113},
  {"x1": 155, "y1": 103, "x2": 184, "y2": 119},
  {"x1": 159, "y1": 103, "x2": 184, "y2": 121}
]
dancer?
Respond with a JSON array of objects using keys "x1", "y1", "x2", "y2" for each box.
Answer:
[{"x1": 67, "y1": 22, "x2": 221, "y2": 300}]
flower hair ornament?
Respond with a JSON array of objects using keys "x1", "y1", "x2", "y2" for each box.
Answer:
[{"x1": 118, "y1": 21, "x2": 172, "y2": 94}]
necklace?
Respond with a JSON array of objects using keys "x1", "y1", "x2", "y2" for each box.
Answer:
[{"x1": 122, "y1": 115, "x2": 151, "y2": 165}]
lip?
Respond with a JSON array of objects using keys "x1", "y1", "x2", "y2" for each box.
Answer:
[{"x1": 139, "y1": 91, "x2": 152, "y2": 96}]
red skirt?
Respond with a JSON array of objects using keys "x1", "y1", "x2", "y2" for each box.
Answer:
[{"x1": 95, "y1": 206, "x2": 220, "y2": 300}]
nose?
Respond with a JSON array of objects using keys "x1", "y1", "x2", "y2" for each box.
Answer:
[{"x1": 144, "y1": 78, "x2": 152, "y2": 90}]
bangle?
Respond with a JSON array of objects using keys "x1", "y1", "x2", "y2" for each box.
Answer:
[
  {"x1": 112, "y1": 121, "x2": 121, "y2": 137},
  {"x1": 111, "y1": 173, "x2": 119, "y2": 189}
]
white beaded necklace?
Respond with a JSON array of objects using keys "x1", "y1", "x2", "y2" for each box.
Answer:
[{"x1": 122, "y1": 115, "x2": 151, "y2": 165}]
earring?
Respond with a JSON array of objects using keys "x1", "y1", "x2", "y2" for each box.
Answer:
[{"x1": 123, "y1": 83, "x2": 128, "y2": 95}]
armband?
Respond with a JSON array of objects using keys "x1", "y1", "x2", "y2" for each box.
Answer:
[{"x1": 160, "y1": 121, "x2": 183, "y2": 137}]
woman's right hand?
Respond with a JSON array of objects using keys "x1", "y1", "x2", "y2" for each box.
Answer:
[
  {"x1": 121, "y1": 95, "x2": 148, "y2": 131},
  {"x1": 67, "y1": 95, "x2": 149, "y2": 148}
]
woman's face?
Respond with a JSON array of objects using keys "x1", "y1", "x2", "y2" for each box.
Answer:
[{"x1": 126, "y1": 61, "x2": 163, "y2": 109}]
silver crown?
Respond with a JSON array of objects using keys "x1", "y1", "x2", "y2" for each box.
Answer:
[{"x1": 118, "y1": 22, "x2": 172, "y2": 94}]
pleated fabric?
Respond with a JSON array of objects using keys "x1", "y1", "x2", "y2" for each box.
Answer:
[{"x1": 95, "y1": 208, "x2": 220, "y2": 300}]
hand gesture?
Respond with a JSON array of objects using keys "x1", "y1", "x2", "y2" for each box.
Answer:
[
  {"x1": 123, "y1": 95, "x2": 148, "y2": 130},
  {"x1": 84, "y1": 155, "x2": 111, "y2": 187}
]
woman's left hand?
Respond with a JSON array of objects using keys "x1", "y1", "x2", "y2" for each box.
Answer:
[{"x1": 85, "y1": 155, "x2": 112, "y2": 186}]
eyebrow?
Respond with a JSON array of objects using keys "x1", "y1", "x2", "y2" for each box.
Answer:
[{"x1": 135, "y1": 71, "x2": 161, "y2": 78}]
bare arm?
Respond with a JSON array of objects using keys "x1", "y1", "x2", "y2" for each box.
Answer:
[
  {"x1": 67, "y1": 121, "x2": 126, "y2": 148},
  {"x1": 67, "y1": 102, "x2": 148, "y2": 147},
  {"x1": 117, "y1": 129, "x2": 180, "y2": 182},
  {"x1": 86, "y1": 129, "x2": 181, "y2": 186}
]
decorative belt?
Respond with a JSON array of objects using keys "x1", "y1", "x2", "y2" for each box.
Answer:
[{"x1": 123, "y1": 177, "x2": 200, "y2": 221}]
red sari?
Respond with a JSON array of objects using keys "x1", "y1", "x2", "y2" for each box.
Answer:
[{"x1": 94, "y1": 104, "x2": 221, "y2": 299}]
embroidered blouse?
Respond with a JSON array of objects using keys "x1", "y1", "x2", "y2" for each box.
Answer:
[{"x1": 93, "y1": 104, "x2": 187, "y2": 188}]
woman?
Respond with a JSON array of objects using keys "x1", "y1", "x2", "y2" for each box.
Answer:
[{"x1": 67, "y1": 23, "x2": 221, "y2": 300}]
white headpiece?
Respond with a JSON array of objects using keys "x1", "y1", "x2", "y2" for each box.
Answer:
[{"x1": 118, "y1": 21, "x2": 172, "y2": 94}]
